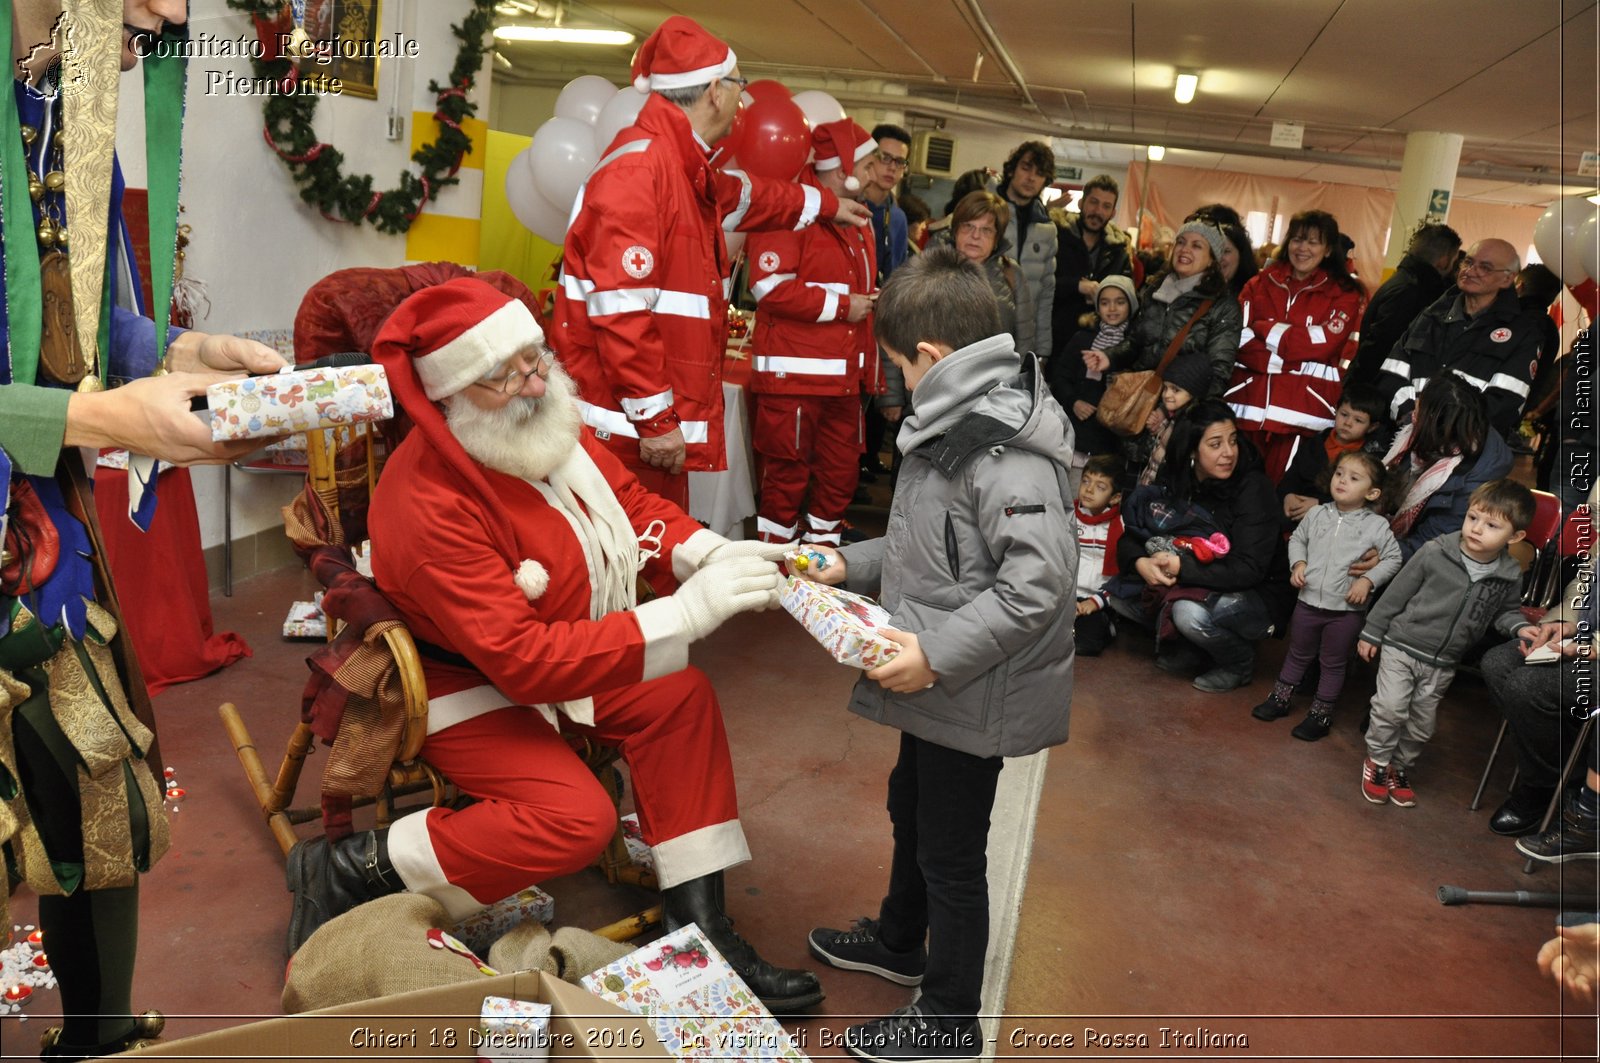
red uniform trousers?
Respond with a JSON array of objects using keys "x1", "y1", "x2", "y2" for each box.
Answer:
[
  {"x1": 1242, "y1": 427, "x2": 1304, "y2": 484},
  {"x1": 753, "y1": 394, "x2": 862, "y2": 545},
  {"x1": 390, "y1": 667, "x2": 740, "y2": 918}
]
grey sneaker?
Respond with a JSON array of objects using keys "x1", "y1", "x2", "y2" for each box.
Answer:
[
  {"x1": 808, "y1": 917, "x2": 926, "y2": 986},
  {"x1": 844, "y1": 1004, "x2": 980, "y2": 1063}
]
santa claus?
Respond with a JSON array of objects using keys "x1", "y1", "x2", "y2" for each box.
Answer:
[{"x1": 284, "y1": 277, "x2": 821, "y2": 1012}]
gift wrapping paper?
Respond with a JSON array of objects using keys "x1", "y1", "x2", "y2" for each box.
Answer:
[
  {"x1": 281, "y1": 596, "x2": 326, "y2": 640},
  {"x1": 779, "y1": 577, "x2": 901, "y2": 670},
  {"x1": 581, "y1": 924, "x2": 808, "y2": 1062},
  {"x1": 207, "y1": 365, "x2": 393, "y2": 442},
  {"x1": 449, "y1": 886, "x2": 556, "y2": 957},
  {"x1": 478, "y1": 995, "x2": 552, "y2": 1063},
  {"x1": 620, "y1": 813, "x2": 654, "y2": 873}
]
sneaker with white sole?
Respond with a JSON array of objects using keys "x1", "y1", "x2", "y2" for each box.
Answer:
[
  {"x1": 1361, "y1": 757, "x2": 1390, "y2": 804},
  {"x1": 844, "y1": 1004, "x2": 980, "y2": 1063},
  {"x1": 1388, "y1": 766, "x2": 1416, "y2": 807},
  {"x1": 808, "y1": 917, "x2": 926, "y2": 986}
]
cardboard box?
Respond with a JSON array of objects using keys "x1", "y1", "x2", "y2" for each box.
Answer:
[{"x1": 122, "y1": 971, "x2": 668, "y2": 1061}]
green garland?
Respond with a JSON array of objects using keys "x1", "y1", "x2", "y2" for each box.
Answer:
[{"x1": 225, "y1": 0, "x2": 498, "y2": 234}]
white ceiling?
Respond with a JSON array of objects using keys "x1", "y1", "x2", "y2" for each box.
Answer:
[{"x1": 493, "y1": 0, "x2": 1600, "y2": 205}]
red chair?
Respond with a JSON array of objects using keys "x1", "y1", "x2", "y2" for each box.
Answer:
[{"x1": 1519, "y1": 490, "x2": 1562, "y2": 607}]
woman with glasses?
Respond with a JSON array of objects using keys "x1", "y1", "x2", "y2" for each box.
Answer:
[{"x1": 939, "y1": 190, "x2": 1031, "y2": 351}]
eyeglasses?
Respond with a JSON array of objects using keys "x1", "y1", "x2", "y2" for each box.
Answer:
[
  {"x1": 957, "y1": 221, "x2": 996, "y2": 238},
  {"x1": 1460, "y1": 256, "x2": 1513, "y2": 276},
  {"x1": 875, "y1": 151, "x2": 909, "y2": 171},
  {"x1": 720, "y1": 75, "x2": 749, "y2": 89},
  {"x1": 473, "y1": 347, "x2": 556, "y2": 396}
]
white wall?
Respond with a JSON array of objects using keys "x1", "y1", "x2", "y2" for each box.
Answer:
[
  {"x1": 115, "y1": 0, "x2": 487, "y2": 549},
  {"x1": 489, "y1": 81, "x2": 560, "y2": 138}
]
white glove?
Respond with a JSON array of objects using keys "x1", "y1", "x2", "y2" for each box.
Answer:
[
  {"x1": 704, "y1": 539, "x2": 796, "y2": 567},
  {"x1": 670, "y1": 556, "x2": 783, "y2": 641}
]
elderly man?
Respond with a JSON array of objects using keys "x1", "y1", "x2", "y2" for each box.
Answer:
[
  {"x1": 1050, "y1": 174, "x2": 1133, "y2": 358},
  {"x1": 554, "y1": 15, "x2": 868, "y2": 508},
  {"x1": 747, "y1": 119, "x2": 879, "y2": 546},
  {"x1": 1375, "y1": 237, "x2": 1545, "y2": 436},
  {"x1": 1346, "y1": 222, "x2": 1461, "y2": 388},
  {"x1": 285, "y1": 278, "x2": 825, "y2": 1012}
]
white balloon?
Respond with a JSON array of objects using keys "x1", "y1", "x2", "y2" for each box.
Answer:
[
  {"x1": 529, "y1": 116, "x2": 599, "y2": 212},
  {"x1": 554, "y1": 75, "x2": 616, "y2": 126},
  {"x1": 791, "y1": 90, "x2": 846, "y2": 130},
  {"x1": 593, "y1": 86, "x2": 650, "y2": 154},
  {"x1": 1532, "y1": 195, "x2": 1598, "y2": 285},
  {"x1": 1579, "y1": 212, "x2": 1600, "y2": 285},
  {"x1": 505, "y1": 148, "x2": 571, "y2": 245}
]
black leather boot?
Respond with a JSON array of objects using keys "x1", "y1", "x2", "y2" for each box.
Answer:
[
  {"x1": 40, "y1": 1010, "x2": 164, "y2": 1061},
  {"x1": 285, "y1": 829, "x2": 403, "y2": 957},
  {"x1": 663, "y1": 872, "x2": 824, "y2": 1013}
]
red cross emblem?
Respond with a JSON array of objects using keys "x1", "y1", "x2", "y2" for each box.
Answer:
[
  {"x1": 1490, "y1": 327, "x2": 1512, "y2": 343},
  {"x1": 622, "y1": 245, "x2": 655, "y2": 279},
  {"x1": 758, "y1": 250, "x2": 781, "y2": 273}
]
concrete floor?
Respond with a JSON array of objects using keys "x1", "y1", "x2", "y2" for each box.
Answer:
[{"x1": 4, "y1": 487, "x2": 1599, "y2": 1061}]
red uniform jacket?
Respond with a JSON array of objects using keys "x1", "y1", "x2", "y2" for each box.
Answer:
[
  {"x1": 1227, "y1": 261, "x2": 1367, "y2": 434},
  {"x1": 553, "y1": 94, "x2": 839, "y2": 471},
  {"x1": 746, "y1": 177, "x2": 879, "y2": 397}
]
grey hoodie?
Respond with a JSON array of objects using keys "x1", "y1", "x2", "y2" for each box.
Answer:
[
  {"x1": 1288, "y1": 504, "x2": 1403, "y2": 611},
  {"x1": 840, "y1": 336, "x2": 1077, "y2": 758},
  {"x1": 1358, "y1": 531, "x2": 1525, "y2": 668}
]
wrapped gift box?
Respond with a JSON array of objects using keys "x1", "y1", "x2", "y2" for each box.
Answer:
[
  {"x1": 479, "y1": 995, "x2": 553, "y2": 1063},
  {"x1": 264, "y1": 432, "x2": 311, "y2": 466},
  {"x1": 282, "y1": 595, "x2": 326, "y2": 640},
  {"x1": 581, "y1": 924, "x2": 807, "y2": 1062},
  {"x1": 449, "y1": 886, "x2": 556, "y2": 957},
  {"x1": 208, "y1": 364, "x2": 393, "y2": 442},
  {"x1": 620, "y1": 813, "x2": 654, "y2": 873},
  {"x1": 779, "y1": 577, "x2": 900, "y2": 670}
]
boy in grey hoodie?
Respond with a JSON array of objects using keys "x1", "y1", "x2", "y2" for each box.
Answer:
[
  {"x1": 1356, "y1": 478, "x2": 1534, "y2": 807},
  {"x1": 796, "y1": 247, "x2": 1076, "y2": 1063}
]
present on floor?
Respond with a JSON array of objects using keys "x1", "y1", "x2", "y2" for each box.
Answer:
[
  {"x1": 620, "y1": 813, "x2": 655, "y2": 873},
  {"x1": 480, "y1": 995, "x2": 553, "y2": 1063},
  {"x1": 282, "y1": 594, "x2": 326, "y2": 640},
  {"x1": 581, "y1": 924, "x2": 808, "y2": 1062},
  {"x1": 779, "y1": 577, "x2": 901, "y2": 670},
  {"x1": 449, "y1": 885, "x2": 557, "y2": 957}
]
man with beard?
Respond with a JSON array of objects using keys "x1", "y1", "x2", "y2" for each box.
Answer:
[
  {"x1": 1050, "y1": 174, "x2": 1133, "y2": 357},
  {"x1": 284, "y1": 278, "x2": 824, "y2": 1012}
]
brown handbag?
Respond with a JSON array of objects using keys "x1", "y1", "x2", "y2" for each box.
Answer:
[{"x1": 1095, "y1": 298, "x2": 1215, "y2": 437}]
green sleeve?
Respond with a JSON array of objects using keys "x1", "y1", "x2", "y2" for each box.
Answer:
[{"x1": 0, "y1": 383, "x2": 71, "y2": 475}]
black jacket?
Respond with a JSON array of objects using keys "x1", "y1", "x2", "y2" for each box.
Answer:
[
  {"x1": 1044, "y1": 326, "x2": 1123, "y2": 456},
  {"x1": 1049, "y1": 211, "x2": 1133, "y2": 359},
  {"x1": 1346, "y1": 253, "x2": 1449, "y2": 387},
  {"x1": 1276, "y1": 429, "x2": 1388, "y2": 524}
]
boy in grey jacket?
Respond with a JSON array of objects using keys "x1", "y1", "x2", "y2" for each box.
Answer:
[
  {"x1": 1356, "y1": 478, "x2": 1534, "y2": 807},
  {"x1": 796, "y1": 247, "x2": 1076, "y2": 1063},
  {"x1": 1252, "y1": 451, "x2": 1402, "y2": 741}
]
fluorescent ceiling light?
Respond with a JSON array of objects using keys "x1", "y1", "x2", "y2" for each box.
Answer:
[
  {"x1": 493, "y1": 26, "x2": 635, "y2": 45},
  {"x1": 1589, "y1": 193, "x2": 1600, "y2": 205},
  {"x1": 1147, "y1": 145, "x2": 1166, "y2": 161},
  {"x1": 1174, "y1": 72, "x2": 1198, "y2": 105}
]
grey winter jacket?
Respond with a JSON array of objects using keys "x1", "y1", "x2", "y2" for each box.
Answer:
[
  {"x1": 1006, "y1": 196, "x2": 1058, "y2": 363},
  {"x1": 1288, "y1": 504, "x2": 1403, "y2": 611},
  {"x1": 1118, "y1": 276, "x2": 1244, "y2": 402},
  {"x1": 1358, "y1": 531, "x2": 1525, "y2": 668},
  {"x1": 839, "y1": 336, "x2": 1077, "y2": 758}
]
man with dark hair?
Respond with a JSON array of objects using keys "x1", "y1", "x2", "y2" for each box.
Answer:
[
  {"x1": 863, "y1": 123, "x2": 915, "y2": 467},
  {"x1": 999, "y1": 140, "x2": 1059, "y2": 359},
  {"x1": 555, "y1": 16, "x2": 869, "y2": 507},
  {"x1": 1346, "y1": 222, "x2": 1462, "y2": 387},
  {"x1": 1050, "y1": 174, "x2": 1133, "y2": 359}
]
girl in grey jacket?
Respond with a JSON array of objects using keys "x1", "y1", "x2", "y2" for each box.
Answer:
[{"x1": 1252, "y1": 451, "x2": 1402, "y2": 740}]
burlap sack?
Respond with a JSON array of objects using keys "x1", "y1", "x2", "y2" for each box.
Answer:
[{"x1": 489, "y1": 922, "x2": 633, "y2": 980}]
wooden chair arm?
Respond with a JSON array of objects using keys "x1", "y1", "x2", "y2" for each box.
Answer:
[{"x1": 382, "y1": 624, "x2": 431, "y2": 762}]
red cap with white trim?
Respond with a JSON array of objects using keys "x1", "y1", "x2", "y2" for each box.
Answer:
[{"x1": 630, "y1": 15, "x2": 737, "y2": 94}]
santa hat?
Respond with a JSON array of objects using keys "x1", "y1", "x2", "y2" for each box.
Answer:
[
  {"x1": 630, "y1": 15, "x2": 736, "y2": 94},
  {"x1": 812, "y1": 119, "x2": 875, "y2": 192},
  {"x1": 371, "y1": 277, "x2": 540, "y2": 561}
]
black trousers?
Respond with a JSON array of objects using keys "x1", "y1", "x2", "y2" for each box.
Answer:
[
  {"x1": 1481, "y1": 639, "x2": 1598, "y2": 791},
  {"x1": 878, "y1": 731, "x2": 1003, "y2": 1023}
]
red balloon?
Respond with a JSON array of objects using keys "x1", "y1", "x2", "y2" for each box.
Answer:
[
  {"x1": 731, "y1": 93, "x2": 811, "y2": 181},
  {"x1": 745, "y1": 79, "x2": 792, "y2": 106},
  {"x1": 1569, "y1": 279, "x2": 1600, "y2": 321}
]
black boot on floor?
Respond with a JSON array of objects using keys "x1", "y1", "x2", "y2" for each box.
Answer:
[
  {"x1": 1251, "y1": 681, "x2": 1295, "y2": 721},
  {"x1": 663, "y1": 871, "x2": 824, "y2": 1013},
  {"x1": 1489, "y1": 784, "x2": 1557, "y2": 836},
  {"x1": 285, "y1": 829, "x2": 404, "y2": 956},
  {"x1": 1290, "y1": 703, "x2": 1334, "y2": 742},
  {"x1": 40, "y1": 1010, "x2": 164, "y2": 1061}
]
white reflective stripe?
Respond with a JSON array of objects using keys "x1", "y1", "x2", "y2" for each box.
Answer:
[
  {"x1": 1240, "y1": 327, "x2": 1256, "y2": 346},
  {"x1": 1379, "y1": 357, "x2": 1411, "y2": 378},
  {"x1": 1228, "y1": 402, "x2": 1334, "y2": 431},
  {"x1": 1452, "y1": 369, "x2": 1489, "y2": 390},
  {"x1": 757, "y1": 516, "x2": 800, "y2": 538},
  {"x1": 1390, "y1": 385, "x2": 1416, "y2": 418},
  {"x1": 750, "y1": 272, "x2": 795, "y2": 302},
  {"x1": 1223, "y1": 377, "x2": 1250, "y2": 398},
  {"x1": 655, "y1": 290, "x2": 712, "y2": 319},
  {"x1": 804, "y1": 532, "x2": 842, "y2": 546},
  {"x1": 755, "y1": 356, "x2": 849, "y2": 375},
  {"x1": 818, "y1": 290, "x2": 839, "y2": 321},
  {"x1": 806, "y1": 514, "x2": 841, "y2": 530},
  {"x1": 621, "y1": 389, "x2": 674, "y2": 420},
  {"x1": 562, "y1": 273, "x2": 596, "y2": 300},
  {"x1": 1307, "y1": 389, "x2": 1338, "y2": 415},
  {"x1": 595, "y1": 138, "x2": 652, "y2": 173},
  {"x1": 722, "y1": 168, "x2": 754, "y2": 231},
  {"x1": 581, "y1": 402, "x2": 710, "y2": 443},
  {"x1": 1292, "y1": 361, "x2": 1343, "y2": 382},
  {"x1": 1488, "y1": 373, "x2": 1531, "y2": 398},
  {"x1": 805, "y1": 281, "x2": 850, "y2": 293},
  {"x1": 1307, "y1": 325, "x2": 1328, "y2": 346},
  {"x1": 723, "y1": 275, "x2": 734, "y2": 301},
  {"x1": 1265, "y1": 322, "x2": 1290, "y2": 354},
  {"x1": 588, "y1": 288, "x2": 658, "y2": 315},
  {"x1": 1267, "y1": 353, "x2": 1284, "y2": 374},
  {"x1": 794, "y1": 184, "x2": 822, "y2": 229}
]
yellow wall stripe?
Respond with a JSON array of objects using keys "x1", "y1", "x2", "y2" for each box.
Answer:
[{"x1": 405, "y1": 212, "x2": 481, "y2": 266}]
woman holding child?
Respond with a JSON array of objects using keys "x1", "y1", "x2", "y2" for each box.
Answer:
[
  {"x1": 1108, "y1": 401, "x2": 1295, "y2": 692},
  {"x1": 1226, "y1": 210, "x2": 1368, "y2": 481}
]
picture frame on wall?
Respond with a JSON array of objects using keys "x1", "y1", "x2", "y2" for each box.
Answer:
[{"x1": 300, "y1": 0, "x2": 382, "y2": 101}]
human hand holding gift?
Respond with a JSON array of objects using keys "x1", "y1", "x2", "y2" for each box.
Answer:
[
  {"x1": 779, "y1": 577, "x2": 900, "y2": 668},
  {"x1": 784, "y1": 544, "x2": 846, "y2": 584},
  {"x1": 867, "y1": 628, "x2": 937, "y2": 693}
]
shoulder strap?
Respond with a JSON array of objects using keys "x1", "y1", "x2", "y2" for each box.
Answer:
[{"x1": 1155, "y1": 298, "x2": 1216, "y2": 375}]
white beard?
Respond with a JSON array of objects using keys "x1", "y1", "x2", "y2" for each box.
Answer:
[{"x1": 446, "y1": 363, "x2": 583, "y2": 483}]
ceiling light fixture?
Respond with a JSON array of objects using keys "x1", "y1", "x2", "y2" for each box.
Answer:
[
  {"x1": 493, "y1": 26, "x2": 635, "y2": 45},
  {"x1": 1174, "y1": 72, "x2": 1198, "y2": 105},
  {"x1": 1147, "y1": 145, "x2": 1166, "y2": 161}
]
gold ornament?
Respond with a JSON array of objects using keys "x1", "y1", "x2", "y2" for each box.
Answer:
[
  {"x1": 28, "y1": 173, "x2": 43, "y2": 201},
  {"x1": 19, "y1": 125, "x2": 37, "y2": 146},
  {"x1": 55, "y1": 227, "x2": 68, "y2": 248},
  {"x1": 44, "y1": 170, "x2": 65, "y2": 192},
  {"x1": 287, "y1": 24, "x2": 313, "y2": 58},
  {"x1": 75, "y1": 375, "x2": 103, "y2": 393},
  {"x1": 36, "y1": 217, "x2": 57, "y2": 246}
]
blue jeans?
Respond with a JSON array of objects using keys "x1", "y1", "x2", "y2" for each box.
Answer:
[{"x1": 1170, "y1": 591, "x2": 1272, "y2": 673}]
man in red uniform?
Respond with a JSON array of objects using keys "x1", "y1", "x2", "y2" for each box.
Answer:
[
  {"x1": 553, "y1": 15, "x2": 870, "y2": 508},
  {"x1": 747, "y1": 119, "x2": 879, "y2": 545},
  {"x1": 285, "y1": 278, "x2": 823, "y2": 1012}
]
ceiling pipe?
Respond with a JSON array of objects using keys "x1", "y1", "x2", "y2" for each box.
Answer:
[{"x1": 952, "y1": 0, "x2": 1038, "y2": 113}]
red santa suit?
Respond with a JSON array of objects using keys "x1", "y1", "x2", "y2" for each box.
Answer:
[
  {"x1": 553, "y1": 52, "x2": 841, "y2": 507},
  {"x1": 367, "y1": 279, "x2": 765, "y2": 920},
  {"x1": 1225, "y1": 260, "x2": 1367, "y2": 479},
  {"x1": 747, "y1": 120, "x2": 880, "y2": 545}
]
